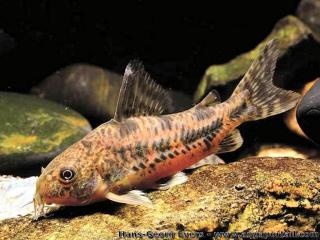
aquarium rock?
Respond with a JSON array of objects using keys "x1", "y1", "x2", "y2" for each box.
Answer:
[
  {"x1": 1, "y1": 157, "x2": 320, "y2": 239},
  {"x1": 194, "y1": 16, "x2": 320, "y2": 102},
  {"x1": 284, "y1": 79, "x2": 317, "y2": 140},
  {"x1": 0, "y1": 92, "x2": 91, "y2": 172},
  {"x1": 297, "y1": 0, "x2": 320, "y2": 39},
  {"x1": 297, "y1": 78, "x2": 320, "y2": 144},
  {"x1": 32, "y1": 64, "x2": 193, "y2": 121},
  {"x1": 32, "y1": 64, "x2": 123, "y2": 121},
  {"x1": 252, "y1": 143, "x2": 320, "y2": 160}
]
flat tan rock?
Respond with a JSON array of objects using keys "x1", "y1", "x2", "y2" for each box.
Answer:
[
  {"x1": 254, "y1": 143, "x2": 320, "y2": 160},
  {"x1": 1, "y1": 157, "x2": 320, "y2": 239}
]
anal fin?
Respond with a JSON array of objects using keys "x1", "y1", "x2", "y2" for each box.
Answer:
[
  {"x1": 106, "y1": 190, "x2": 153, "y2": 208},
  {"x1": 186, "y1": 154, "x2": 225, "y2": 170},
  {"x1": 216, "y1": 129, "x2": 243, "y2": 154}
]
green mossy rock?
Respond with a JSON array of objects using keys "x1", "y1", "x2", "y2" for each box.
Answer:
[
  {"x1": 1, "y1": 157, "x2": 320, "y2": 239},
  {"x1": 194, "y1": 16, "x2": 320, "y2": 101},
  {"x1": 0, "y1": 92, "x2": 91, "y2": 171}
]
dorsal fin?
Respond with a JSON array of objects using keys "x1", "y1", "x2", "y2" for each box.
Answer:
[
  {"x1": 114, "y1": 60, "x2": 173, "y2": 121},
  {"x1": 216, "y1": 129, "x2": 243, "y2": 154},
  {"x1": 196, "y1": 90, "x2": 221, "y2": 108}
]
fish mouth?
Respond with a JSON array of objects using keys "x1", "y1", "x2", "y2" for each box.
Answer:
[{"x1": 33, "y1": 193, "x2": 61, "y2": 220}]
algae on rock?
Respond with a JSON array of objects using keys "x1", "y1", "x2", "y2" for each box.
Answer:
[
  {"x1": 1, "y1": 157, "x2": 320, "y2": 239},
  {"x1": 0, "y1": 92, "x2": 91, "y2": 171}
]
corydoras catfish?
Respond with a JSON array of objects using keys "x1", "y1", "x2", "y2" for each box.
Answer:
[{"x1": 33, "y1": 40, "x2": 300, "y2": 219}]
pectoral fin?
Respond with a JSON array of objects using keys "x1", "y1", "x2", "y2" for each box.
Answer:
[
  {"x1": 186, "y1": 154, "x2": 225, "y2": 170},
  {"x1": 155, "y1": 171, "x2": 188, "y2": 190},
  {"x1": 106, "y1": 190, "x2": 153, "y2": 208}
]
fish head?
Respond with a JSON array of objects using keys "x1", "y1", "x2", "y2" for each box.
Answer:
[{"x1": 33, "y1": 134, "x2": 109, "y2": 219}]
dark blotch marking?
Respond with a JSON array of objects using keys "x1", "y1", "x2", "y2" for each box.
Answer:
[
  {"x1": 174, "y1": 150, "x2": 179, "y2": 156},
  {"x1": 59, "y1": 188, "x2": 65, "y2": 197},
  {"x1": 160, "y1": 120, "x2": 166, "y2": 131},
  {"x1": 162, "y1": 117, "x2": 172, "y2": 131},
  {"x1": 180, "y1": 117, "x2": 223, "y2": 146},
  {"x1": 104, "y1": 173, "x2": 111, "y2": 180},
  {"x1": 132, "y1": 166, "x2": 139, "y2": 171},
  {"x1": 158, "y1": 138, "x2": 165, "y2": 151},
  {"x1": 181, "y1": 149, "x2": 187, "y2": 154},
  {"x1": 190, "y1": 129, "x2": 198, "y2": 142},
  {"x1": 203, "y1": 139, "x2": 212, "y2": 151},
  {"x1": 165, "y1": 137, "x2": 171, "y2": 151},
  {"x1": 149, "y1": 163, "x2": 156, "y2": 170},
  {"x1": 155, "y1": 158, "x2": 162, "y2": 163},
  {"x1": 135, "y1": 142, "x2": 145, "y2": 158},
  {"x1": 117, "y1": 147, "x2": 127, "y2": 162},
  {"x1": 168, "y1": 153, "x2": 175, "y2": 159},
  {"x1": 139, "y1": 163, "x2": 146, "y2": 169},
  {"x1": 160, "y1": 153, "x2": 167, "y2": 161},
  {"x1": 230, "y1": 101, "x2": 247, "y2": 119},
  {"x1": 185, "y1": 145, "x2": 191, "y2": 151},
  {"x1": 153, "y1": 138, "x2": 171, "y2": 152},
  {"x1": 195, "y1": 110, "x2": 207, "y2": 121},
  {"x1": 82, "y1": 140, "x2": 92, "y2": 149},
  {"x1": 211, "y1": 118, "x2": 223, "y2": 133},
  {"x1": 206, "y1": 134, "x2": 213, "y2": 142}
]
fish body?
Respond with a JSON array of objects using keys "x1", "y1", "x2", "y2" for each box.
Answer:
[
  {"x1": 34, "y1": 40, "x2": 300, "y2": 219},
  {"x1": 104, "y1": 103, "x2": 239, "y2": 192}
]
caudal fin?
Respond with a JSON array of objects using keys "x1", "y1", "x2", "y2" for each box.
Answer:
[{"x1": 231, "y1": 39, "x2": 301, "y2": 121}]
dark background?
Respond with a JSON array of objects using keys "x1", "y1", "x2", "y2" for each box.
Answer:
[{"x1": 0, "y1": 0, "x2": 300, "y2": 95}]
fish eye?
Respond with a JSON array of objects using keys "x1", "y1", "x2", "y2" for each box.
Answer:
[{"x1": 59, "y1": 168, "x2": 76, "y2": 183}]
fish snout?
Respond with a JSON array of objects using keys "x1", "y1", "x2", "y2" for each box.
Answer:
[{"x1": 33, "y1": 175, "x2": 51, "y2": 220}]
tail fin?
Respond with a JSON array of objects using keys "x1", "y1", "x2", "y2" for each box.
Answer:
[{"x1": 231, "y1": 39, "x2": 301, "y2": 121}]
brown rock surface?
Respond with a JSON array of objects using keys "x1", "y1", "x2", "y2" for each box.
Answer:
[{"x1": 1, "y1": 157, "x2": 320, "y2": 239}]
